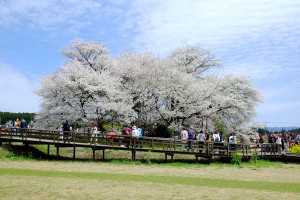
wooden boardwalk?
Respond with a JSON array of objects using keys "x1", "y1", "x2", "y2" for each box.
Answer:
[{"x1": 0, "y1": 128, "x2": 298, "y2": 162}]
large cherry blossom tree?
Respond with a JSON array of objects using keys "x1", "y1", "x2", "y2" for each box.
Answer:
[
  {"x1": 35, "y1": 40, "x2": 133, "y2": 128},
  {"x1": 35, "y1": 40, "x2": 262, "y2": 131}
]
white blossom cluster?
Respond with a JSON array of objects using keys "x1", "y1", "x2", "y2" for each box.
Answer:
[{"x1": 34, "y1": 40, "x2": 262, "y2": 130}]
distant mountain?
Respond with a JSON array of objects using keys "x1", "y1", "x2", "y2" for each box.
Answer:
[{"x1": 266, "y1": 127, "x2": 300, "y2": 132}]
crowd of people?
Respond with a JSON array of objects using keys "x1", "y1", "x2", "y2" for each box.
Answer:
[
  {"x1": 179, "y1": 128, "x2": 238, "y2": 151},
  {"x1": 58, "y1": 122, "x2": 144, "y2": 145},
  {"x1": 4, "y1": 118, "x2": 28, "y2": 135},
  {"x1": 4, "y1": 118, "x2": 28, "y2": 129},
  {"x1": 5, "y1": 117, "x2": 299, "y2": 152},
  {"x1": 178, "y1": 127, "x2": 300, "y2": 152},
  {"x1": 263, "y1": 131, "x2": 300, "y2": 152}
]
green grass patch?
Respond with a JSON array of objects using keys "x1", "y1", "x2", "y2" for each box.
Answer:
[{"x1": 0, "y1": 143, "x2": 290, "y2": 169}]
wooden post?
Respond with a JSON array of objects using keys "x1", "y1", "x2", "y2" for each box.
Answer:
[
  {"x1": 23, "y1": 143, "x2": 28, "y2": 157},
  {"x1": 47, "y1": 144, "x2": 50, "y2": 156},
  {"x1": 56, "y1": 145, "x2": 59, "y2": 160},
  {"x1": 227, "y1": 143, "x2": 230, "y2": 156},
  {"x1": 102, "y1": 149, "x2": 105, "y2": 160},
  {"x1": 207, "y1": 156, "x2": 211, "y2": 164},
  {"x1": 132, "y1": 150, "x2": 136, "y2": 160},
  {"x1": 93, "y1": 149, "x2": 95, "y2": 160},
  {"x1": 9, "y1": 128, "x2": 12, "y2": 145},
  {"x1": 242, "y1": 145, "x2": 245, "y2": 156},
  {"x1": 151, "y1": 139, "x2": 153, "y2": 150},
  {"x1": 73, "y1": 146, "x2": 76, "y2": 159}
]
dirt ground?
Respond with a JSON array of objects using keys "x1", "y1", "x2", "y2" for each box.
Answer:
[{"x1": 1, "y1": 160, "x2": 299, "y2": 183}]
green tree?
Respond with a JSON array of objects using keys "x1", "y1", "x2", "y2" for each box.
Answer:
[
  {"x1": 212, "y1": 117, "x2": 227, "y2": 135},
  {"x1": 0, "y1": 112, "x2": 35, "y2": 125}
]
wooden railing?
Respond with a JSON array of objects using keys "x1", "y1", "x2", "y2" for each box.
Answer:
[{"x1": 0, "y1": 128, "x2": 283, "y2": 157}]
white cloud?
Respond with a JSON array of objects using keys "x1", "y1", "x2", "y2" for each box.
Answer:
[
  {"x1": 125, "y1": 0, "x2": 300, "y2": 53},
  {"x1": 120, "y1": 0, "x2": 300, "y2": 127},
  {"x1": 0, "y1": 62, "x2": 40, "y2": 113},
  {"x1": 221, "y1": 61, "x2": 300, "y2": 83},
  {"x1": 0, "y1": 0, "x2": 299, "y2": 126},
  {"x1": 0, "y1": 0, "x2": 103, "y2": 33}
]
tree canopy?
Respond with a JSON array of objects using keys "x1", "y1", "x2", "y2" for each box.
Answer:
[
  {"x1": 34, "y1": 39, "x2": 262, "y2": 132},
  {"x1": 0, "y1": 112, "x2": 35, "y2": 125}
]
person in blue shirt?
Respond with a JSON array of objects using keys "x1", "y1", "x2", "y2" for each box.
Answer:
[
  {"x1": 187, "y1": 128, "x2": 194, "y2": 151},
  {"x1": 20, "y1": 118, "x2": 27, "y2": 128},
  {"x1": 137, "y1": 127, "x2": 143, "y2": 148},
  {"x1": 138, "y1": 127, "x2": 143, "y2": 137},
  {"x1": 20, "y1": 118, "x2": 28, "y2": 136}
]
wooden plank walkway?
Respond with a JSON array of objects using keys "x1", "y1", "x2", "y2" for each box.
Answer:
[{"x1": 0, "y1": 128, "x2": 299, "y2": 162}]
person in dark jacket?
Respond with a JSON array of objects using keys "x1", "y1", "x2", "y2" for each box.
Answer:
[
  {"x1": 187, "y1": 128, "x2": 194, "y2": 151},
  {"x1": 62, "y1": 120, "x2": 71, "y2": 143},
  {"x1": 20, "y1": 118, "x2": 28, "y2": 136}
]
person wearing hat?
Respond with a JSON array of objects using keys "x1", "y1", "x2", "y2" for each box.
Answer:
[
  {"x1": 131, "y1": 125, "x2": 139, "y2": 148},
  {"x1": 131, "y1": 125, "x2": 139, "y2": 137}
]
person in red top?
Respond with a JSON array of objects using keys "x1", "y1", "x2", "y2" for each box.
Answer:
[{"x1": 107, "y1": 131, "x2": 116, "y2": 146}]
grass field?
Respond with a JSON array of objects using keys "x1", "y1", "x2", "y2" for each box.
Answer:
[
  {"x1": 0, "y1": 144, "x2": 300, "y2": 199},
  {"x1": 0, "y1": 159, "x2": 300, "y2": 200}
]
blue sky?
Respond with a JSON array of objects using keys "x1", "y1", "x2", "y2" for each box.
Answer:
[{"x1": 0, "y1": 0, "x2": 299, "y2": 127}]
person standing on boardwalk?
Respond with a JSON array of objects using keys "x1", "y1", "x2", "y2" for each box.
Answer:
[
  {"x1": 131, "y1": 126, "x2": 139, "y2": 137},
  {"x1": 180, "y1": 128, "x2": 188, "y2": 151},
  {"x1": 138, "y1": 127, "x2": 143, "y2": 148},
  {"x1": 13, "y1": 118, "x2": 21, "y2": 135},
  {"x1": 205, "y1": 129, "x2": 211, "y2": 153},
  {"x1": 90, "y1": 124, "x2": 98, "y2": 143},
  {"x1": 20, "y1": 118, "x2": 27, "y2": 136},
  {"x1": 187, "y1": 128, "x2": 194, "y2": 151},
  {"x1": 212, "y1": 131, "x2": 220, "y2": 142},
  {"x1": 229, "y1": 132, "x2": 237, "y2": 151},
  {"x1": 122, "y1": 125, "x2": 131, "y2": 147},
  {"x1": 62, "y1": 120, "x2": 71, "y2": 143},
  {"x1": 131, "y1": 125, "x2": 139, "y2": 147},
  {"x1": 20, "y1": 118, "x2": 27, "y2": 129},
  {"x1": 283, "y1": 132, "x2": 290, "y2": 151},
  {"x1": 198, "y1": 130, "x2": 206, "y2": 151}
]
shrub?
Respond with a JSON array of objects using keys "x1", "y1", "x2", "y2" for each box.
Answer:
[
  {"x1": 290, "y1": 143, "x2": 300, "y2": 154},
  {"x1": 250, "y1": 151, "x2": 258, "y2": 165},
  {"x1": 231, "y1": 153, "x2": 242, "y2": 165},
  {"x1": 5, "y1": 152, "x2": 14, "y2": 158}
]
